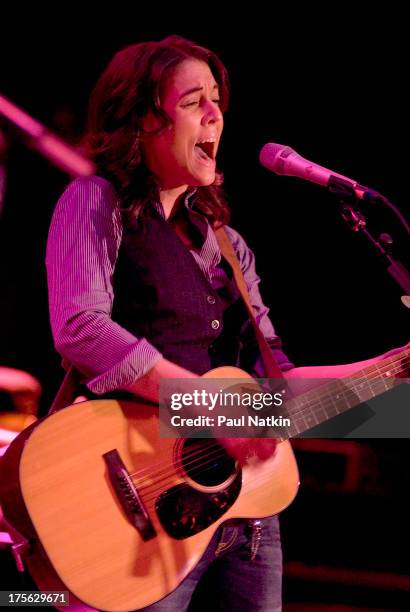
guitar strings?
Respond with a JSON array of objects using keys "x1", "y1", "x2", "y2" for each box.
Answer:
[
  {"x1": 127, "y1": 353, "x2": 410, "y2": 486},
  {"x1": 280, "y1": 354, "x2": 410, "y2": 429},
  {"x1": 141, "y1": 456, "x2": 237, "y2": 507},
  {"x1": 132, "y1": 441, "x2": 223, "y2": 486},
  {"x1": 128, "y1": 352, "x2": 410, "y2": 481},
  {"x1": 135, "y1": 444, "x2": 231, "y2": 490},
  {"x1": 127, "y1": 356, "x2": 410, "y2": 502},
  {"x1": 134, "y1": 357, "x2": 410, "y2": 505}
]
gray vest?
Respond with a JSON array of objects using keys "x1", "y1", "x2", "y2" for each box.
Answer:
[{"x1": 112, "y1": 206, "x2": 253, "y2": 375}]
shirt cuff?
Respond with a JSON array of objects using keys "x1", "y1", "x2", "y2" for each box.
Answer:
[{"x1": 86, "y1": 340, "x2": 163, "y2": 395}]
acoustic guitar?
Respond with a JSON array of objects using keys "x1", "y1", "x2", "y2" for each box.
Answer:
[{"x1": 0, "y1": 352, "x2": 408, "y2": 611}]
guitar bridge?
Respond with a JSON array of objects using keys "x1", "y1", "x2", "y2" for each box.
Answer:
[{"x1": 103, "y1": 449, "x2": 156, "y2": 541}]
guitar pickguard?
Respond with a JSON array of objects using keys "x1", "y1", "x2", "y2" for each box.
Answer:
[{"x1": 155, "y1": 472, "x2": 242, "y2": 539}]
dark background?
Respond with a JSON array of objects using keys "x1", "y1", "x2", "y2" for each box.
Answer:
[{"x1": 1, "y1": 9, "x2": 409, "y2": 609}]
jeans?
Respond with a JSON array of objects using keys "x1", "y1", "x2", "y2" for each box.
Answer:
[{"x1": 140, "y1": 516, "x2": 282, "y2": 612}]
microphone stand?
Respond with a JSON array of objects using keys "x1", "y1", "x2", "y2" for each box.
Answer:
[
  {"x1": 0, "y1": 93, "x2": 95, "y2": 177},
  {"x1": 327, "y1": 176, "x2": 410, "y2": 306},
  {"x1": 0, "y1": 128, "x2": 7, "y2": 217}
]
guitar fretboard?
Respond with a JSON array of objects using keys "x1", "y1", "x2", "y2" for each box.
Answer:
[{"x1": 281, "y1": 349, "x2": 410, "y2": 438}]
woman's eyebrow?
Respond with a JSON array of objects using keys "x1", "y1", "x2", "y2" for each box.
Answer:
[{"x1": 178, "y1": 84, "x2": 219, "y2": 100}]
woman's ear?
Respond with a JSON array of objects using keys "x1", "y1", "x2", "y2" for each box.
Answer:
[{"x1": 140, "y1": 111, "x2": 161, "y2": 135}]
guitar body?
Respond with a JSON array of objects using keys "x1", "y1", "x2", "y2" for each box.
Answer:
[{"x1": 0, "y1": 367, "x2": 299, "y2": 611}]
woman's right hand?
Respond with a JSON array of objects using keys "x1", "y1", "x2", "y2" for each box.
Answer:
[{"x1": 218, "y1": 438, "x2": 278, "y2": 467}]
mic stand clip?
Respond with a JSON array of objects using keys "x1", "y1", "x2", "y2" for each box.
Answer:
[{"x1": 327, "y1": 176, "x2": 410, "y2": 300}]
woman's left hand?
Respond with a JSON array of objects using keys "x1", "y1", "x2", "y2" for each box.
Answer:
[{"x1": 382, "y1": 342, "x2": 410, "y2": 360}]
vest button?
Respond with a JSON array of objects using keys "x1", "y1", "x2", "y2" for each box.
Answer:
[
  {"x1": 211, "y1": 319, "x2": 220, "y2": 330},
  {"x1": 207, "y1": 295, "x2": 216, "y2": 304}
]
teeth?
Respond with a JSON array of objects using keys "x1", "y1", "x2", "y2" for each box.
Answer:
[{"x1": 197, "y1": 138, "x2": 216, "y2": 144}]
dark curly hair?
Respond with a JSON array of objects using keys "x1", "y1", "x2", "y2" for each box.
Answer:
[{"x1": 83, "y1": 35, "x2": 230, "y2": 227}]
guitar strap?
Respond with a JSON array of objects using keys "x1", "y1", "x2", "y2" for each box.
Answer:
[
  {"x1": 48, "y1": 365, "x2": 82, "y2": 414},
  {"x1": 215, "y1": 227, "x2": 284, "y2": 380},
  {"x1": 49, "y1": 225, "x2": 283, "y2": 413}
]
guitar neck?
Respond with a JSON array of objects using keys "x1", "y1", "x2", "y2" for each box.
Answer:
[{"x1": 283, "y1": 349, "x2": 410, "y2": 438}]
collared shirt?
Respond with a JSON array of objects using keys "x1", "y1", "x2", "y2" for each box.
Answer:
[{"x1": 46, "y1": 176, "x2": 293, "y2": 395}]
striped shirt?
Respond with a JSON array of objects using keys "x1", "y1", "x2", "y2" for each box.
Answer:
[{"x1": 46, "y1": 176, "x2": 293, "y2": 395}]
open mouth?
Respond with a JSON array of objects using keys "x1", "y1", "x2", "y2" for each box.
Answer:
[{"x1": 194, "y1": 140, "x2": 216, "y2": 163}]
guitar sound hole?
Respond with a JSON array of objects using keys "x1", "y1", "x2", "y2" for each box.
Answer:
[{"x1": 181, "y1": 438, "x2": 236, "y2": 487}]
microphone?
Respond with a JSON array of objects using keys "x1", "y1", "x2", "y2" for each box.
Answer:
[{"x1": 259, "y1": 142, "x2": 381, "y2": 202}]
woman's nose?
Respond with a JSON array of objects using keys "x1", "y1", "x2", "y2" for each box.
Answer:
[{"x1": 202, "y1": 100, "x2": 223, "y2": 124}]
